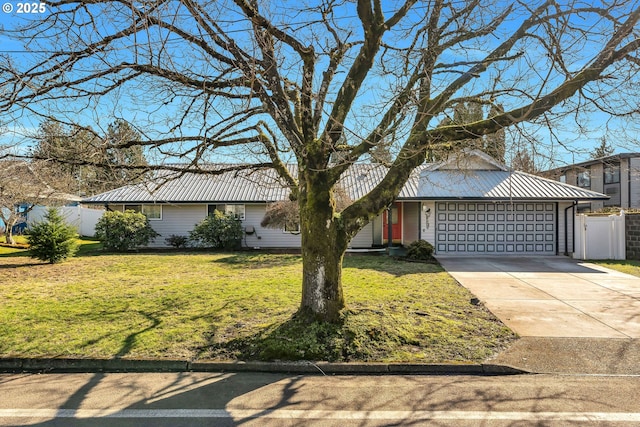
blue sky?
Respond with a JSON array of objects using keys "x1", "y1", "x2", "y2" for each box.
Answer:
[{"x1": 0, "y1": 1, "x2": 637, "y2": 169}]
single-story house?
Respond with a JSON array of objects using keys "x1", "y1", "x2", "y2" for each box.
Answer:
[{"x1": 83, "y1": 150, "x2": 608, "y2": 256}]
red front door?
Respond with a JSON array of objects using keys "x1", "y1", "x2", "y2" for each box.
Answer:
[{"x1": 383, "y1": 202, "x2": 402, "y2": 243}]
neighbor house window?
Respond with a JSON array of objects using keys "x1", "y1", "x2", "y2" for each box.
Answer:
[
  {"x1": 577, "y1": 169, "x2": 591, "y2": 188},
  {"x1": 604, "y1": 164, "x2": 620, "y2": 184},
  {"x1": 124, "y1": 204, "x2": 162, "y2": 220},
  {"x1": 208, "y1": 204, "x2": 245, "y2": 220},
  {"x1": 559, "y1": 174, "x2": 566, "y2": 183}
]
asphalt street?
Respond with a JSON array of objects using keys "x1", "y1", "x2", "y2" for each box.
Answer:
[{"x1": 1, "y1": 372, "x2": 639, "y2": 426}]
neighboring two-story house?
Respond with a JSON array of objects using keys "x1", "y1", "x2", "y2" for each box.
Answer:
[{"x1": 545, "y1": 153, "x2": 640, "y2": 212}]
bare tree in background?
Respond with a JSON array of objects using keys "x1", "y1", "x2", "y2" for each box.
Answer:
[
  {"x1": 0, "y1": 160, "x2": 69, "y2": 245},
  {"x1": 1, "y1": 1, "x2": 640, "y2": 321}
]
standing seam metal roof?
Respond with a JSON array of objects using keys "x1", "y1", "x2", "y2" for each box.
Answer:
[
  {"x1": 82, "y1": 162, "x2": 607, "y2": 204},
  {"x1": 416, "y1": 170, "x2": 608, "y2": 200}
]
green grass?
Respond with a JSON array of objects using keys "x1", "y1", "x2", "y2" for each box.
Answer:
[
  {"x1": 0, "y1": 251, "x2": 515, "y2": 363},
  {"x1": 595, "y1": 260, "x2": 640, "y2": 277},
  {"x1": 0, "y1": 237, "x2": 102, "y2": 257}
]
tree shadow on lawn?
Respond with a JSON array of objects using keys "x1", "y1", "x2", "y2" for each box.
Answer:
[
  {"x1": 211, "y1": 252, "x2": 302, "y2": 269},
  {"x1": 199, "y1": 309, "x2": 438, "y2": 364},
  {"x1": 0, "y1": 260, "x2": 44, "y2": 268},
  {"x1": 201, "y1": 311, "x2": 347, "y2": 363},
  {"x1": 211, "y1": 252, "x2": 443, "y2": 277},
  {"x1": 0, "y1": 239, "x2": 103, "y2": 260},
  {"x1": 343, "y1": 254, "x2": 446, "y2": 277}
]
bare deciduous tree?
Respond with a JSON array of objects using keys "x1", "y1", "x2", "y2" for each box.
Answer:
[
  {"x1": 1, "y1": 1, "x2": 640, "y2": 321},
  {"x1": 0, "y1": 160, "x2": 70, "y2": 245}
]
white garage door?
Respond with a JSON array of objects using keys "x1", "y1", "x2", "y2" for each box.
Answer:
[{"x1": 435, "y1": 202, "x2": 556, "y2": 255}]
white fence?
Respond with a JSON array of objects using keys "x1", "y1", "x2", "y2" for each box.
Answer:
[
  {"x1": 573, "y1": 213, "x2": 626, "y2": 260},
  {"x1": 27, "y1": 206, "x2": 105, "y2": 237}
]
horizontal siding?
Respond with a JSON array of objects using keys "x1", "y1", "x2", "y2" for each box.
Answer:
[
  {"x1": 149, "y1": 205, "x2": 206, "y2": 247},
  {"x1": 108, "y1": 203, "x2": 302, "y2": 248},
  {"x1": 108, "y1": 204, "x2": 206, "y2": 248},
  {"x1": 350, "y1": 222, "x2": 373, "y2": 248},
  {"x1": 242, "y1": 204, "x2": 301, "y2": 248},
  {"x1": 421, "y1": 201, "x2": 436, "y2": 245},
  {"x1": 403, "y1": 202, "x2": 419, "y2": 244}
]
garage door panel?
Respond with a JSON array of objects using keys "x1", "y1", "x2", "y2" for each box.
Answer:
[{"x1": 435, "y1": 202, "x2": 555, "y2": 255}]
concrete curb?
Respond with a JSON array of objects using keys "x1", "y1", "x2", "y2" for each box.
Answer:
[{"x1": 0, "y1": 358, "x2": 529, "y2": 376}]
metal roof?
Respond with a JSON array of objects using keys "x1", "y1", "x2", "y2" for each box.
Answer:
[
  {"x1": 417, "y1": 170, "x2": 608, "y2": 200},
  {"x1": 83, "y1": 166, "x2": 290, "y2": 203},
  {"x1": 544, "y1": 152, "x2": 640, "y2": 173},
  {"x1": 83, "y1": 159, "x2": 607, "y2": 204}
]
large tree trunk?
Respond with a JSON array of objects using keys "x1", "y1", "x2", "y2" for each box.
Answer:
[{"x1": 298, "y1": 170, "x2": 349, "y2": 323}]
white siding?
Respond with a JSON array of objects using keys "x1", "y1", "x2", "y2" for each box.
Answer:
[
  {"x1": 402, "y1": 202, "x2": 420, "y2": 244},
  {"x1": 242, "y1": 204, "x2": 301, "y2": 248},
  {"x1": 109, "y1": 203, "x2": 302, "y2": 248},
  {"x1": 152, "y1": 204, "x2": 207, "y2": 246},
  {"x1": 421, "y1": 201, "x2": 436, "y2": 245},
  {"x1": 112, "y1": 204, "x2": 205, "y2": 247},
  {"x1": 350, "y1": 222, "x2": 373, "y2": 248},
  {"x1": 558, "y1": 201, "x2": 574, "y2": 255},
  {"x1": 372, "y1": 215, "x2": 383, "y2": 246}
]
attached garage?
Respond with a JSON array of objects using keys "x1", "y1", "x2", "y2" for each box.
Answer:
[
  {"x1": 416, "y1": 150, "x2": 610, "y2": 256},
  {"x1": 434, "y1": 201, "x2": 556, "y2": 255}
]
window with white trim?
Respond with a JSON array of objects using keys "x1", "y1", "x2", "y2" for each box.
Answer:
[
  {"x1": 208, "y1": 204, "x2": 245, "y2": 220},
  {"x1": 284, "y1": 220, "x2": 300, "y2": 234},
  {"x1": 124, "y1": 204, "x2": 162, "y2": 220}
]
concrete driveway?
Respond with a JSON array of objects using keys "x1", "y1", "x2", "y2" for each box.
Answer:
[{"x1": 437, "y1": 256, "x2": 640, "y2": 338}]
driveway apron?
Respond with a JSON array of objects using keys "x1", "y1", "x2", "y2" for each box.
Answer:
[{"x1": 437, "y1": 256, "x2": 640, "y2": 338}]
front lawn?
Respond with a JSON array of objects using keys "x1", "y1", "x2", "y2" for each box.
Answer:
[
  {"x1": 595, "y1": 260, "x2": 640, "y2": 277},
  {"x1": 0, "y1": 251, "x2": 515, "y2": 363}
]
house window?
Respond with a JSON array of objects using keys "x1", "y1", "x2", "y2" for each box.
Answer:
[
  {"x1": 604, "y1": 164, "x2": 620, "y2": 184},
  {"x1": 559, "y1": 174, "x2": 566, "y2": 183},
  {"x1": 124, "y1": 204, "x2": 162, "y2": 220},
  {"x1": 284, "y1": 221, "x2": 300, "y2": 234},
  {"x1": 577, "y1": 169, "x2": 591, "y2": 188},
  {"x1": 208, "y1": 204, "x2": 245, "y2": 220}
]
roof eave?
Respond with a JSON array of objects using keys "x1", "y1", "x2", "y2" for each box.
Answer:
[{"x1": 406, "y1": 196, "x2": 609, "y2": 201}]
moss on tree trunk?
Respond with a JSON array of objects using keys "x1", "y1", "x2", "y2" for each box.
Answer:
[{"x1": 298, "y1": 168, "x2": 348, "y2": 323}]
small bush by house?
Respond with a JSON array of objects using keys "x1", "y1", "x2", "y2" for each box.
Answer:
[
  {"x1": 95, "y1": 210, "x2": 159, "y2": 251},
  {"x1": 189, "y1": 210, "x2": 243, "y2": 250},
  {"x1": 406, "y1": 239, "x2": 435, "y2": 261},
  {"x1": 165, "y1": 234, "x2": 189, "y2": 249}
]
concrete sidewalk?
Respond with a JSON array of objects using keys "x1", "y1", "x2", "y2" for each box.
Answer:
[{"x1": 437, "y1": 256, "x2": 640, "y2": 374}]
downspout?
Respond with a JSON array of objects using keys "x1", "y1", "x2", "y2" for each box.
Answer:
[{"x1": 564, "y1": 202, "x2": 576, "y2": 256}]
